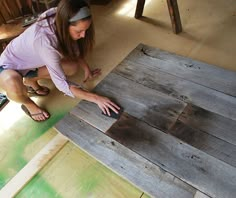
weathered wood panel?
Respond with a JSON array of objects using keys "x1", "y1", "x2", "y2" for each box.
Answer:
[
  {"x1": 70, "y1": 101, "x2": 116, "y2": 132},
  {"x1": 55, "y1": 43, "x2": 236, "y2": 198},
  {"x1": 178, "y1": 105, "x2": 236, "y2": 146},
  {"x1": 71, "y1": 100, "x2": 236, "y2": 195},
  {"x1": 93, "y1": 72, "x2": 186, "y2": 131},
  {"x1": 169, "y1": 120, "x2": 236, "y2": 167},
  {"x1": 55, "y1": 114, "x2": 197, "y2": 198},
  {"x1": 114, "y1": 59, "x2": 236, "y2": 120},
  {"x1": 123, "y1": 44, "x2": 236, "y2": 97},
  {"x1": 105, "y1": 113, "x2": 236, "y2": 198}
]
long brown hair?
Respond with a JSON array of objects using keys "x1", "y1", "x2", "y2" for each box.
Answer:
[{"x1": 55, "y1": 0, "x2": 95, "y2": 59}]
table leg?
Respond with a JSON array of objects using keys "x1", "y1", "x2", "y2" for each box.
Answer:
[
  {"x1": 135, "y1": 0, "x2": 146, "y2": 19},
  {"x1": 167, "y1": 0, "x2": 182, "y2": 34}
]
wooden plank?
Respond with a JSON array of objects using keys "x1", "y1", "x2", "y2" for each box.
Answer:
[
  {"x1": 122, "y1": 44, "x2": 236, "y2": 97},
  {"x1": 135, "y1": 0, "x2": 146, "y2": 19},
  {"x1": 0, "y1": 133, "x2": 68, "y2": 197},
  {"x1": 178, "y1": 105, "x2": 236, "y2": 146},
  {"x1": 54, "y1": 114, "x2": 197, "y2": 198},
  {"x1": 104, "y1": 113, "x2": 236, "y2": 198},
  {"x1": 114, "y1": 58, "x2": 236, "y2": 120},
  {"x1": 70, "y1": 100, "x2": 117, "y2": 132},
  {"x1": 72, "y1": 93, "x2": 236, "y2": 195},
  {"x1": 167, "y1": 0, "x2": 182, "y2": 34},
  {"x1": 93, "y1": 72, "x2": 186, "y2": 131},
  {"x1": 169, "y1": 120, "x2": 236, "y2": 167}
]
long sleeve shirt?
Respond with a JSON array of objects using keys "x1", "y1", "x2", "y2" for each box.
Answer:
[{"x1": 0, "y1": 8, "x2": 75, "y2": 97}]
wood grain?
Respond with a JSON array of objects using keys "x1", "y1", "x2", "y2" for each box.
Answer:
[
  {"x1": 169, "y1": 120, "x2": 236, "y2": 167},
  {"x1": 70, "y1": 100, "x2": 117, "y2": 132},
  {"x1": 114, "y1": 57, "x2": 236, "y2": 120},
  {"x1": 54, "y1": 43, "x2": 236, "y2": 197},
  {"x1": 122, "y1": 44, "x2": 236, "y2": 97},
  {"x1": 177, "y1": 105, "x2": 236, "y2": 146},
  {"x1": 105, "y1": 113, "x2": 236, "y2": 198},
  {"x1": 93, "y1": 72, "x2": 186, "y2": 131}
]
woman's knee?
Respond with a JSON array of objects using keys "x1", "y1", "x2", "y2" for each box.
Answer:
[{"x1": 0, "y1": 70, "x2": 23, "y2": 92}]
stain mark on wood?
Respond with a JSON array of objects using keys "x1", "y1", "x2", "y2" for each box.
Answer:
[{"x1": 106, "y1": 113, "x2": 156, "y2": 146}]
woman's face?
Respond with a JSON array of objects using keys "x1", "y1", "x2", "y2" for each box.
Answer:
[{"x1": 69, "y1": 19, "x2": 91, "y2": 40}]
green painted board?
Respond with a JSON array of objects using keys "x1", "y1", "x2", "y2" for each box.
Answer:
[{"x1": 17, "y1": 143, "x2": 147, "y2": 198}]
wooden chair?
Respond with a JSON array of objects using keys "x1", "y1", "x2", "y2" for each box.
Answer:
[
  {"x1": 135, "y1": 0, "x2": 182, "y2": 34},
  {"x1": 0, "y1": 21, "x2": 25, "y2": 53},
  {"x1": 0, "y1": 0, "x2": 23, "y2": 24}
]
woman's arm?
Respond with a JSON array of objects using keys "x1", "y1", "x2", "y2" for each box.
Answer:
[{"x1": 70, "y1": 85, "x2": 120, "y2": 115}]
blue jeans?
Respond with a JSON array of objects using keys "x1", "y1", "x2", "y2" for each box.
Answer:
[
  {"x1": 0, "y1": 66, "x2": 38, "y2": 78},
  {"x1": 0, "y1": 66, "x2": 4, "y2": 74}
]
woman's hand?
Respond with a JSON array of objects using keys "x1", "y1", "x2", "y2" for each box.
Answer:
[
  {"x1": 95, "y1": 95, "x2": 120, "y2": 116},
  {"x1": 77, "y1": 57, "x2": 101, "y2": 83},
  {"x1": 83, "y1": 67, "x2": 101, "y2": 83}
]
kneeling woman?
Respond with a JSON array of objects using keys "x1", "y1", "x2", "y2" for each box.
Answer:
[{"x1": 0, "y1": 0, "x2": 120, "y2": 121}]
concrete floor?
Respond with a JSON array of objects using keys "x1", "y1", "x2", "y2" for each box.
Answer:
[{"x1": 88, "y1": 0, "x2": 236, "y2": 81}]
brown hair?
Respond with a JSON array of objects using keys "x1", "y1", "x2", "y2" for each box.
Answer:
[{"x1": 55, "y1": 0, "x2": 95, "y2": 59}]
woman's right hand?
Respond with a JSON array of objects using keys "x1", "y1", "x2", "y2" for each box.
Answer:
[
  {"x1": 94, "y1": 95, "x2": 120, "y2": 116},
  {"x1": 70, "y1": 85, "x2": 120, "y2": 115}
]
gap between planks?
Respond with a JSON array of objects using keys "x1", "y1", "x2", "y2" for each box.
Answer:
[
  {"x1": 0, "y1": 133, "x2": 68, "y2": 198},
  {"x1": 194, "y1": 190, "x2": 210, "y2": 198}
]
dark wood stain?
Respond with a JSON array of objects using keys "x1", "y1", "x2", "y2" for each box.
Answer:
[
  {"x1": 179, "y1": 104, "x2": 236, "y2": 146},
  {"x1": 169, "y1": 120, "x2": 236, "y2": 167},
  {"x1": 106, "y1": 113, "x2": 156, "y2": 146}
]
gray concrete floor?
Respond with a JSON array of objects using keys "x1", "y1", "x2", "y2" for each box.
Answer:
[{"x1": 88, "y1": 0, "x2": 236, "y2": 79}]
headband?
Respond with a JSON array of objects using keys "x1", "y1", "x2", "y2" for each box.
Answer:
[{"x1": 69, "y1": 7, "x2": 91, "y2": 22}]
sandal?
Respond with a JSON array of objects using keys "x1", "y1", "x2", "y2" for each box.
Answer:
[
  {"x1": 27, "y1": 86, "x2": 50, "y2": 96},
  {"x1": 21, "y1": 104, "x2": 50, "y2": 122}
]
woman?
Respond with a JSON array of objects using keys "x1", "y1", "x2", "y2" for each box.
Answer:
[{"x1": 0, "y1": 0, "x2": 120, "y2": 121}]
